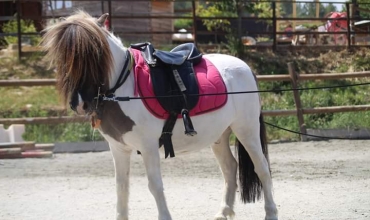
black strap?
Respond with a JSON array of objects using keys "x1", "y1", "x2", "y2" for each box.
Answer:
[
  {"x1": 106, "y1": 50, "x2": 132, "y2": 95},
  {"x1": 159, "y1": 111, "x2": 177, "y2": 158}
]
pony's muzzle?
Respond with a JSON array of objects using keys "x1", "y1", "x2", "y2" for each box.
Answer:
[
  {"x1": 70, "y1": 92, "x2": 90, "y2": 115},
  {"x1": 69, "y1": 99, "x2": 89, "y2": 115}
]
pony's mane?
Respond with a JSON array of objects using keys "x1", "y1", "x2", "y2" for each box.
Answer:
[{"x1": 42, "y1": 11, "x2": 113, "y2": 104}]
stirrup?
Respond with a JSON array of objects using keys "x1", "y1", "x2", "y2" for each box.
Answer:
[{"x1": 181, "y1": 109, "x2": 197, "y2": 136}]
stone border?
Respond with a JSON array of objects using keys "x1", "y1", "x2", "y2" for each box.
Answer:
[{"x1": 53, "y1": 141, "x2": 109, "y2": 153}]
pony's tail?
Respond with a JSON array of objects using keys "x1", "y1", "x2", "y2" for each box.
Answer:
[{"x1": 235, "y1": 113, "x2": 269, "y2": 203}]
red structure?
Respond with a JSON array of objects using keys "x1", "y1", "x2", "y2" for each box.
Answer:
[{"x1": 324, "y1": 12, "x2": 348, "y2": 45}]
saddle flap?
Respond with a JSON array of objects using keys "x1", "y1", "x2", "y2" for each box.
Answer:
[{"x1": 154, "y1": 50, "x2": 188, "y2": 65}]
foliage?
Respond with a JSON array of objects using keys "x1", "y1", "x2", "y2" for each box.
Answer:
[
  {"x1": 174, "y1": 1, "x2": 193, "y2": 30},
  {"x1": 174, "y1": 1, "x2": 192, "y2": 10},
  {"x1": 355, "y1": 0, "x2": 370, "y2": 19},
  {"x1": 2, "y1": 18, "x2": 41, "y2": 46},
  {"x1": 0, "y1": 53, "x2": 54, "y2": 79},
  {"x1": 3, "y1": 107, "x2": 104, "y2": 143},
  {"x1": 174, "y1": 17, "x2": 193, "y2": 30},
  {"x1": 23, "y1": 123, "x2": 104, "y2": 143},
  {"x1": 297, "y1": 2, "x2": 337, "y2": 17},
  {"x1": 211, "y1": 0, "x2": 255, "y2": 14},
  {"x1": 260, "y1": 78, "x2": 370, "y2": 141},
  {"x1": 253, "y1": 2, "x2": 274, "y2": 25},
  {"x1": 224, "y1": 31, "x2": 244, "y2": 57},
  {"x1": 196, "y1": 4, "x2": 234, "y2": 32}
]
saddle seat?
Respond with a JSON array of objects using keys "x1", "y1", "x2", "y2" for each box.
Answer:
[
  {"x1": 156, "y1": 43, "x2": 203, "y2": 65},
  {"x1": 130, "y1": 42, "x2": 203, "y2": 158}
]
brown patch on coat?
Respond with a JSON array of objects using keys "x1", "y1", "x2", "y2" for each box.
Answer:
[{"x1": 99, "y1": 102, "x2": 135, "y2": 142}]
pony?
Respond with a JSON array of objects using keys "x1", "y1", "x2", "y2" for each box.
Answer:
[{"x1": 41, "y1": 11, "x2": 278, "y2": 220}]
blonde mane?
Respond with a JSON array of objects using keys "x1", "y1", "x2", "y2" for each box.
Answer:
[{"x1": 42, "y1": 11, "x2": 113, "y2": 104}]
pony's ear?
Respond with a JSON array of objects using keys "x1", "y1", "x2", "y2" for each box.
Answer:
[{"x1": 97, "y1": 13, "x2": 109, "y2": 27}]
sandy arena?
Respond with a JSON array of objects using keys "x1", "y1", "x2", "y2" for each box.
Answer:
[{"x1": 1, "y1": 140, "x2": 369, "y2": 220}]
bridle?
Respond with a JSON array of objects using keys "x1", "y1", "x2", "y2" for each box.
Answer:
[{"x1": 94, "y1": 49, "x2": 133, "y2": 108}]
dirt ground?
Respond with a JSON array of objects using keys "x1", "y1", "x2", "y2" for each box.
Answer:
[{"x1": 0, "y1": 140, "x2": 369, "y2": 220}]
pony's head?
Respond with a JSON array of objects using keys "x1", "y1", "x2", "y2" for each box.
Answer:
[{"x1": 42, "y1": 11, "x2": 113, "y2": 117}]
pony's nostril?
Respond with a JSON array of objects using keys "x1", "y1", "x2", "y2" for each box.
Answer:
[
  {"x1": 83, "y1": 102, "x2": 88, "y2": 110},
  {"x1": 69, "y1": 102, "x2": 76, "y2": 111}
]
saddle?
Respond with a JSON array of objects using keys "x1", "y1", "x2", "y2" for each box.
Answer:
[{"x1": 130, "y1": 42, "x2": 202, "y2": 158}]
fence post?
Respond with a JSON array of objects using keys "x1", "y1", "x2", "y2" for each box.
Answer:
[
  {"x1": 192, "y1": 1, "x2": 197, "y2": 45},
  {"x1": 272, "y1": 2, "x2": 277, "y2": 52},
  {"x1": 346, "y1": 2, "x2": 351, "y2": 49},
  {"x1": 16, "y1": 1, "x2": 22, "y2": 61},
  {"x1": 108, "y1": 0, "x2": 112, "y2": 31},
  {"x1": 288, "y1": 62, "x2": 307, "y2": 141}
]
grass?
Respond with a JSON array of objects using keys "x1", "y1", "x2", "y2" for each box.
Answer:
[
  {"x1": 0, "y1": 86, "x2": 59, "y2": 113},
  {"x1": 1, "y1": 47, "x2": 370, "y2": 142}
]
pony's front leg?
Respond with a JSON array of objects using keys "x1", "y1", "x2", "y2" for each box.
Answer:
[
  {"x1": 110, "y1": 143, "x2": 132, "y2": 220},
  {"x1": 140, "y1": 144, "x2": 172, "y2": 220}
]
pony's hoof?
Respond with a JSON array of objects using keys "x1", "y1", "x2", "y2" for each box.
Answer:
[
  {"x1": 116, "y1": 214, "x2": 128, "y2": 220},
  {"x1": 214, "y1": 214, "x2": 227, "y2": 220},
  {"x1": 214, "y1": 206, "x2": 235, "y2": 220}
]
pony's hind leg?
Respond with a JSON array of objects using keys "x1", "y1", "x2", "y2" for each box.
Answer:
[
  {"x1": 231, "y1": 117, "x2": 278, "y2": 220},
  {"x1": 211, "y1": 128, "x2": 238, "y2": 220}
]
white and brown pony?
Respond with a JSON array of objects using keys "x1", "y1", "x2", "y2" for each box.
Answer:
[{"x1": 42, "y1": 11, "x2": 278, "y2": 220}]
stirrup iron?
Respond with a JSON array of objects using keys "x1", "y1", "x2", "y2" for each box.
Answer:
[{"x1": 181, "y1": 109, "x2": 197, "y2": 136}]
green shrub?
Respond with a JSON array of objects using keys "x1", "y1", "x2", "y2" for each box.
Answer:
[
  {"x1": 174, "y1": 18, "x2": 193, "y2": 30},
  {"x1": 2, "y1": 18, "x2": 40, "y2": 46},
  {"x1": 23, "y1": 123, "x2": 104, "y2": 143}
]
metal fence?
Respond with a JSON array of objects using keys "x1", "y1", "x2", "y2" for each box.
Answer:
[{"x1": 1, "y1": 0, "x2": 370, "y2": 60}]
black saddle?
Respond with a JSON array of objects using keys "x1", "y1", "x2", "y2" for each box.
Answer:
[{"x1": 130, "y1": 42, "x2": 203, "y2": 158}]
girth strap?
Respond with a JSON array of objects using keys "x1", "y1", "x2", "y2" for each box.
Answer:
[{"x1": 159, "y1": 111, "x2": 177, "y2": 158}]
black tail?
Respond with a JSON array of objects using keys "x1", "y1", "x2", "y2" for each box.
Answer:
[{"x1": 235, "y1": 113, "x2": 270, "y2": 203}]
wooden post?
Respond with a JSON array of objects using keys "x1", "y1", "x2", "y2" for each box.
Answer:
[
  {"x1": 276, "y1": 1, "x2": 280, "y2": 39},
  {"x1": 101, "y1": 0, "x2": 105, "y2": 14},
  {"x1": 191, "y1": 1, "x2": 197, "y2": 45},
  {"x1": 108, "y1": 0, "x2": 112, "y2": 31},
  {"x1": 16, "y1": 1, "x2": 22, "y2": 61},
  {"x1": 346, "y1": 3, "x2": 351, "y2": 49},
  {"x1": 288, "y1": 62, "x2": 307, "y2": 141},
  {"x1": 351, "y1": 0, "x2": 356, "y2": 45},
  {"x1": 292, "y1": 0, "x2": 297, "y2": 31},
  {"x1": 272, "y1": 2, "x2": 277, "y2": 52}
]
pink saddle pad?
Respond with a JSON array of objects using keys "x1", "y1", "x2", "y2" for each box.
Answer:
[{"x1": 131, "y1": 49, "x2": 227, "y2": 119}]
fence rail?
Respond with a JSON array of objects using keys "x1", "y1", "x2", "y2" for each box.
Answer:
[
  {"x1": 2, "y1": 71, "x2": 370, "y2": 87},
  {"x1": 1, "y1": 67, "x2": 370, "y2": 141}
]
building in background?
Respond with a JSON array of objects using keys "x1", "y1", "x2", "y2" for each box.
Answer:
[{"x1": 43, "y1": 0, "x2": 174, "y2": 45}]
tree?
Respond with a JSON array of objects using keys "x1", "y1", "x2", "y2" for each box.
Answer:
[
  {"x1": 196, "y1": 4, "x2": 234, "y2": 43},
  {"x1": 324, "y1": 3, "x2": 338, "y2": 16},
  {"x1": 210, "y1": 0, "x2": 256, "y2": 38},
  {"x1": 354, "y1": 0, "x2": 370, "y2": 19}
]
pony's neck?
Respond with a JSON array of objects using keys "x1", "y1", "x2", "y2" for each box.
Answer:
[{"x1": 106, "y1": 34, "x2": 134, "y2": 95}]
